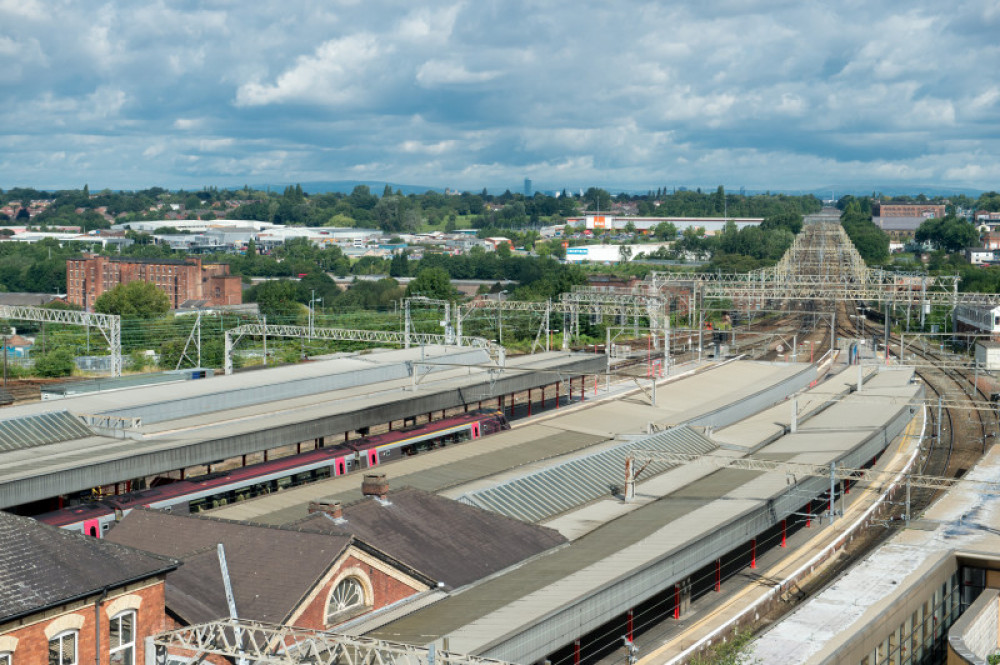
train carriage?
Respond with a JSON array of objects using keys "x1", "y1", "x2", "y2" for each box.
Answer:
[{"x1": 37, "y1": 409, "x2": 508, "y2": 536}]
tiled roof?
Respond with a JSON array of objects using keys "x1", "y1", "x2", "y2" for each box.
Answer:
[
  {"x1": 106, "y1": 510, "x2": 355, "y2": 625},
  {"x1": 294, "y1": 487, "x2": 567, "y2": 590},
  {"x1": 0, "y1": 511, "x2": 177, "y2": 623}
]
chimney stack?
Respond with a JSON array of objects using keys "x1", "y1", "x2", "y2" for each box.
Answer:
[
  {"x1": 308, "y1": 500, "x2": 343, "y2": 520},
  {"x1": 362, "y1": 473, "x2": 389, "y2": 501}
]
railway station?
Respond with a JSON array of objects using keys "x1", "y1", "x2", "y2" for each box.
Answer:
[{"x1": 7, "y1": 217, "x2": 1000, "y2": 665}]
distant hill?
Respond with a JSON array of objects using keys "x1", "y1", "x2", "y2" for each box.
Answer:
[{"x1": 247, "y1": 181, "x2": 447, "y2": 196}]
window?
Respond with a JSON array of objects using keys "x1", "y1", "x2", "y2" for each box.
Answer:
[
  {"x1": 326, "y1": 577, "x2": 367, "y2": 623},
  {"x1": 109, "y1": 611, "x2": 135, "y2": 665},
  {"x1": 49, "y1": 631, "x2": 77, "y2": 665},
  {"x1": 0, "y1": 652, "x2": 10, "y2": 665}
]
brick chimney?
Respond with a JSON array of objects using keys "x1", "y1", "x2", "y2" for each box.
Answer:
[
  {"x1": 361, "y1": 474, "x2": 389, "y2": 501},
  {"x1": 308, "y1": 500, "x2": 343, "y2": 519}
]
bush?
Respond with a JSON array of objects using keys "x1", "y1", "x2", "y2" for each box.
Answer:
[{"x1": 33, "y1": 348, "x2": 76, "y2": 377}]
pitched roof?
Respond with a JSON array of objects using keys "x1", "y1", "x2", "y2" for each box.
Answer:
[
  {"x1": 105, "y1": 510, "x2": 355, "y2": 625},
  {"x1": 294, "y1": 487, "x2": 567, "y2": 589},
  {"x1": 0, "y1": 511, "x2": 177, "y2": 623}
]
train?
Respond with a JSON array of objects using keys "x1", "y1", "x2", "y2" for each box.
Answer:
[
  {"x1": 36, "y1": 409, "x2": 509, "y2": 538},
  {"x1": 955, "y1": 303, "x2": 1000, "y2": 339}
]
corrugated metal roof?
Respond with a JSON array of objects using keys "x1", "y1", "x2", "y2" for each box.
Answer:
[
  {"x1": 456, "y1": 426, "x2": 717, "y2": 523},
  {"x1": 0, "y1": 411, "x2": 95, "y2": 452}
]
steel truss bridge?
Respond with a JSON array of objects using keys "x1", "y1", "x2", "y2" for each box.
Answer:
[{"x1": 148, "y1": 619, "x2": 511, "y2": 665}]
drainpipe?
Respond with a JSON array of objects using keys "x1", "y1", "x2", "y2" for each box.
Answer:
[{"x1": 95, "y1": 586, "x2": 109, "y2": 665}]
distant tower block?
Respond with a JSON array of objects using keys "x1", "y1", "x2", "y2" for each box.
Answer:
[{"x1": 524, "y1": 178, "x2": 532, "y2": 198}]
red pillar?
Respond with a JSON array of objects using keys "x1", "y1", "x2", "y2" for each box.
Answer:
[
  {"x1": 674, "y1": 584, "x2": 681, "y2": 619},
  {"x1": 464, "y1": 404, "x2": 468, "y2": 413},
  {"x1": 574, "y1": 640, "x2": 581, "y2": 665},
  {"x1": 527, "y1": 389, "x2": 533, "y2": 417},
  {"x1": 264, "y1": 450, "x2": 269, "y2": 462},
  {"x1": 845, "y1": 478, "x2": 851, "y2": 494},
  {"x1": 541, "y1": 385, "x2": 546, "y2": 410},
  {"x1": 806, "y1": 501, "x2": 812, "y2": 528},
  {"x1": 242, "y1": 454, "x2": 247, "y2": 467},
  {"x1": 297, "y1": 442, "x2": 301, "y2": 454},
  {"x1": 751, "y1": 539, "x2": 757, "y2": 569},
  {"x1": 594, "y1": 374, "x2": 598, "y2": 396},
  {"x1": 556, "y1": 381, "x2": 561, "y2": 408},
  {"x1": 715, "y1": 559, "x2": 722, "y2": 591},
  {"x1": 581, "y1": 376, "x2": 586, "y2": 401},
  {"x1": 345, "y1": 431, "x2": 349, "y2": 442},
  {"x1": 781, "y1": 519, "x2": 787, "y2": 547},
  {"x1": 627, "y1": 609, "x2": 634, "y2": 641}
]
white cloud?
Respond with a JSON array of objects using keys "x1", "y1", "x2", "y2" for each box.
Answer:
[
  {"x1": 0, "y1": 0, "x2": 999, "y2": 191},
  {"x1": 235, "y1": 33, "x2": 383, "y2": 107},
  {"x1": 416, "y1": 60, "x2": 499, "y2": 87}
]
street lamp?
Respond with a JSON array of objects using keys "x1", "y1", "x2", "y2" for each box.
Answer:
[{"x1": 308, "y1": 290, "x2": 323, "y2": 337}]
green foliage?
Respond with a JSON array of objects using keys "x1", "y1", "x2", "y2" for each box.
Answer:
[
  {"x1": 690, "y1": 630, "x2": 759, "y2": 665},
  {"x1": 840, "y1": 201, "x2": 889, "y2": 263},
  {"x1": 33, "y1": 348, "x2": 75, "y2": 377},
  {"x1": 389, "y1": 251, "x2": 410, "y2": 277},
  {"x1": 406, "y1": 267, "x2": 459, "y2": 300},
  {"x1": 94, "y1": 281, "x2": 171, "y2": 318},
  {"x1": 248, "y1": 280, "x2": 304, "y2": 321},
  {"x1": 914, "y1": 214, "x2": 978, "y2": 252}
]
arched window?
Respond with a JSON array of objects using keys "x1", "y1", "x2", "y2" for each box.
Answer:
[
  {"x1": 109, "y1": 611, "x2": 135, "y2": 665},
  {"x1": 49, "y1": 631, "x2": 77, "y2": 665},
  {"x1": 325, "y1": 577, "x2": 367, "y2": 624}
]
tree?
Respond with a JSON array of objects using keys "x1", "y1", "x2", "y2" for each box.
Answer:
[
  {"x1": 406, "y1": 267, "x2": 459, "y2": 300},
  {"x1": 653, "y1": 221, "x2": 677, "y2": 240},
  {"x1": 94, "y1": 281, "x2": 171, "y2": 318},
  {"x1": 389, "y1": 251, "x2": 410, "y2": 278},
  {"x1": 915, "y1": 214, "x2": 978, "y2": 253},
  {"x1": 250, "y1": 280, "x2": 303, "y2": 321},
  {"x1": 618, "y1": 244, "x2": 633, "y2": 263}
]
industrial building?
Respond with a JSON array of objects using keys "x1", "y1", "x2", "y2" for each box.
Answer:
[{"x1": 65, "y1": 254, "x2": 242, "y2": 310}]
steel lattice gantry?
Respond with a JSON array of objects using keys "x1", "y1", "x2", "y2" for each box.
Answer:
[
  {"x1": 147, "y1": 619, "x2": 513, "y2": 665},
  {"x1": 223, "y1": 323, "x2": 503, "y2": 375},
  {"x1": 0, "y1": 305, "x2": 122, "y2": 376},
  {"x1": 562, "y1": 222, "x2": 983, "y2": 310}
]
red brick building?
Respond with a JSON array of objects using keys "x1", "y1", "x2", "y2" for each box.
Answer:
[
  {"x1": 66, "y1": 255, "x2": 242, "y2": 311},
  {"x1": 106, "y1": 509, "x2": 434, "y2": 631},
  {"x1": 0, "y1": 511, "x2": 177, "y2": 665},
  {"x1": 872, "y1": 202, "x2": 946, "y2": 219}
]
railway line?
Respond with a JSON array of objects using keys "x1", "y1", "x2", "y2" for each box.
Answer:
[{"x1": 838, "y1": 299, "x2": 998, "y2": 518}]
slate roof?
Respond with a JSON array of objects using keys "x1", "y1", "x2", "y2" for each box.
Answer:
[
  {"x1": 106, "y1": 510, "x2": 359, "y2": 625},
  {"x1": 294, "y1": 487, "x2": 568, "y2": 590},
  {"x1": 0, "y1": 511, "x2": 177, "y2": 623}
]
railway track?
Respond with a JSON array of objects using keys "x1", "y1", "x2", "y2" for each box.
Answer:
[{"x1": 839, "y1": 300, "x2": 997, "y2": 517}]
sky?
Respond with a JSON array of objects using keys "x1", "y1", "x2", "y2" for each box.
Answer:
[{"x1": 2, "y1": 0, "x2": 1000, "y2": 194}]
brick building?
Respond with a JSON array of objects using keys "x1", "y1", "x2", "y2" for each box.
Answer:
[
  {"x1": 106, "y1": 509, "x2": 435, "y2": 631},
  {"x1": 0, "y1": 511, "x2": 177, "y2": 665},
  {"x1": 872, "y1": 203, "x2": 947, "y2": 218},
  {"x1": 66, "y1": 255, "x2": 242, "y2": 311}
]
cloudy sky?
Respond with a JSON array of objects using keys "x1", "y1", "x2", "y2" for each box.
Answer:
[{"x1": 2, "y1": 0, "x2": 999, "y2": 193}]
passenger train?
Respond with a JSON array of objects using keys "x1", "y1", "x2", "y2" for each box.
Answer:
[{"x1": 36, "y1": 409, "x2": 509, "y2": 537}]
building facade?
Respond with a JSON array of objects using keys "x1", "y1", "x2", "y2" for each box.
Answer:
[
  {"x1": 0, "y1": 512, "x2": 177, "y2": 665},
  {"x1": 66, "y1": 255, "x2": 242, "y2": 310}
]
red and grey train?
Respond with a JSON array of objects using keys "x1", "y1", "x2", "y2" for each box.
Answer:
[{"x1": 36, "y1": 409, "x2": 508, "y2": 537}]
